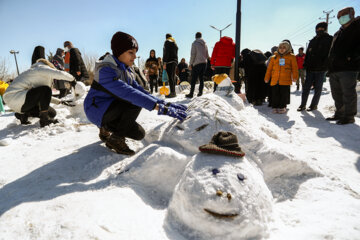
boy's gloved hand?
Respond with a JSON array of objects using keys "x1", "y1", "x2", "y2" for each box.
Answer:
[
  {"x1": 156, "y1": 99, "x2": 187, "y2": 111},
  {"x1": 166, "y1": 102, "x2": 187, "y2": 111},
  {"x1": 157, "y1": 103, "x2": 187, "y2": 121}
]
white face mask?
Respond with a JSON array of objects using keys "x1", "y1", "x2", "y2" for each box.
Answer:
[
  {"x1": 338, "y1": 14, "x2": 351, "y2": 25},
  {"x1": 64, "y1": 47, "x2": 70, "y2": 52}
]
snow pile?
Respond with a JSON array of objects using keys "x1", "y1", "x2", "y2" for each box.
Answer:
[
  {"x1": 166, "y1": 153, "x2": 273, "y2": 240},
  {"x1": 118, "y1": 144, "x2": 190, "y2": 206},
  {"x1": 1, "y1": 81, "x2": 360, "y2": 239},
  {"x1": 143, "y1": 93, "x2": 321, "y2": 239}
]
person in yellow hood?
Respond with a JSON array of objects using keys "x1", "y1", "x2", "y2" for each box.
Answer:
[{"x1": 264, "y1": 41, "x2": 299, "y2": 113}]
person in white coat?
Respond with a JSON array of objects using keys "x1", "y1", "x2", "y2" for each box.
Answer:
[{"x1": 3, "y1": 59, "x2": 75, "y2": 127}]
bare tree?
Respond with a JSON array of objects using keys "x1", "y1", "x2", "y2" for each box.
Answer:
[
  {"x1": 47, "y1": 51, "x2": 54, "y2": 62},
  {"x1": 0, "y1": 58, "x2": 10, "y2": 81},
  {"x1": 82, "y1": 52, "x2": 98, "y2": 85}
]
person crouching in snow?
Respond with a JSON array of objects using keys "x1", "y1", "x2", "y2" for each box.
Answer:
[
  {"x1": 3, "y1": 59, "x2": 75, "y2": 127},
  {"x1": 264, "y1": 41, "x2": 299, "y2": 114},
  {"x1": 84, "y1": 31, "x2": 187, "y2": 155}
]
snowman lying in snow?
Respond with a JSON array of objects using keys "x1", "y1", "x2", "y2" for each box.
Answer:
[
  {"x1": 117, "y1": 75, "x2": 273, "y2": 239},
  {"x1": 167, "y1": 132, "x2": 273, "y2": 240}
]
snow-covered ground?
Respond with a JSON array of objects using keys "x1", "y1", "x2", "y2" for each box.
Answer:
[{"x1": 0, "y1": 81, "x2": 360, "y2": 240}]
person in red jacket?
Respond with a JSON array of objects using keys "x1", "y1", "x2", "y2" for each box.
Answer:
[
  {"x1": 210, "y1": 36, "x2": 235, "y2": 91},
  {"x1": 295, "y1": 47, "x2": 306, "y2": 91}
]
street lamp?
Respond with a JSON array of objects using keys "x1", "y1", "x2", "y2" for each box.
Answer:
[
  {"x1": 136, "y1": 56, "x2": 141, "y2": 68},
  {"x1": 210, "y1": 23, "x2": 232, "y2": 39},
  {"x1": 10, "y1": 50, "x2": 20, "y2": 75}
]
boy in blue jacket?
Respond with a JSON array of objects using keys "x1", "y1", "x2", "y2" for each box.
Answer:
[{"x1": 84, "y1": 32, "x2": 187, "y2": 155}]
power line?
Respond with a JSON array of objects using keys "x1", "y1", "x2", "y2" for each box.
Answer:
[{"x1": 280, "y1": 0, "x2": 356, "y2": 40}]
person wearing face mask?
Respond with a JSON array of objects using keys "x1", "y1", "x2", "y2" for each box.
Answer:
[
  {"x1": 297, "y1": 22, "x2": 333, "y2": 112},
  {"x1": 327, "y1": 7, "x2": 360, "y2": 125}
]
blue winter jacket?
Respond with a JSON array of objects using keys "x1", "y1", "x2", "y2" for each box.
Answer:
[{"x1": 84, "y1": 55, "x2": 159, "y2": 127}]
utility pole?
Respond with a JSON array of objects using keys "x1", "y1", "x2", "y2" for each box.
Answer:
[
  {"x1": 319, "y1": 10, "x2": 335, "y2": 32},
  {"x1": 9, "y1": 50, "x2": 20, "y2": 75},
  {"x1": 234, "y1": 0, "x2": 241, "y2": 93}
]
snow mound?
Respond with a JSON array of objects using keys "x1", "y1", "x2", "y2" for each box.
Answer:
[
  {"x1": 155, "y1": 94, "x2": 246, "y2": 154},
  {"x1": 166, "y1": 153, "x2": 273, "y2": 240},
  {"x1": 117, "y1": 144, "x2": 190, "y2": 206}
]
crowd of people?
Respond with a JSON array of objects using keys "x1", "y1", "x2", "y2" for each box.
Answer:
[{"x1": 0, "y1": 6, "x2": 359, "y2": 155}]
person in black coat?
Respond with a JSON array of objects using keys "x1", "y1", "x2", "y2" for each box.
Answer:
[
  {"x1": 31, "y1": 46, "x2": 45, "y2": 65},
  {"x1": 240, "y1": 49, "x2": 267, "y2": 105},
  {"x1": 51, "y1": 48, "x2": 71, "y2": 98},
  {"x1": 163, "y1": 33, "x2": 178, "y2": 98},
  {"x1": 297, "y1": 22, "x2": 333, "y2": 112},
  {"x1": 63, "y1": 41, "x2": 89, "y2": 84},
  {"x1": 204, "y1": 57, "x2": 214, "y2": 82},
  {"x1": 326, "y1": 7, "x2": 360, "y2": 124},
  {"x1": 177, "y1": 58, "x2": 189, "y2": 83}
]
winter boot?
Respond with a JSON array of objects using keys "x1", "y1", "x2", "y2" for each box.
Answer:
[
  {"x1": 297, "y1": 105, "x2": 306, "y2": 111},
  {"x1": 105, "y1": 134, "x2": 135, "y2": 155},
  {"x1": 15, "y1": 113, "x2": 31, "y2": 125},
  {"x1": 39, "y1": 111, "x2": 59, "y2": 127},
  {"x1": 99, "y1": 127, "x2": 111, "y2": 142},
  {"x1": 306, "y1": 105, "x2": 317, "y2": 111}
]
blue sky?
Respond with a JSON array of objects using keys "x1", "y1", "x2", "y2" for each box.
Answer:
[{"x1": 1, "y1": 0, "x2": 359, "y2": 75}]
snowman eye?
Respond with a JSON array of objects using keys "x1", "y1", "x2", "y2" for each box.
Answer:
[
  {"x1": 216, "y1": 190, "x2": 223, "y2": 196},
  {"x1": 212, "y1": 168, "x2": 220, "y2": 175},
  {"x1": 237, "y1": 173, "x2": 245, "y2": 181}
]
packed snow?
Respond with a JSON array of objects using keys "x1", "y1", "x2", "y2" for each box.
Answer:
[{"x1": 0, "y1": 81, "x2": 360, "y2": 240}]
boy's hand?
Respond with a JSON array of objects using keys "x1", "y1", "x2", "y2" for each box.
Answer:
[
  {"x1": 166, "y1": 102, "x2": 187, "y2": 111},
  {"x1": 157, "y1": 103, "x2": 187, "y2": 121}
]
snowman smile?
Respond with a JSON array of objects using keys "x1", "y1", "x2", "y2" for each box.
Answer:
[{"x1": 204, "y1": 208, "x2": 239, "y2": 219}]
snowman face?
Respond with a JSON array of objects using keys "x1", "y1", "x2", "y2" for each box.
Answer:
[{"x1": 167, "y1": 154, "x2": 273, "y2": 238}]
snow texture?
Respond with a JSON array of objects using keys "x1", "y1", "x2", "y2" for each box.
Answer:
[{"x1": 1, "y1": 82, "x2": 360, "y2": 240}]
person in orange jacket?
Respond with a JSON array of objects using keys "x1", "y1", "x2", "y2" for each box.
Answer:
[{"x1": 264, "y1": 41, "x2": 299, "y2": 114}]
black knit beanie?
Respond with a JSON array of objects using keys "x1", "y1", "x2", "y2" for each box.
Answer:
[
  {"x1": 315, "y1": 22, "x2": 328, "y2": 30},
  {"x1": 111, "y1": 31, "x2": 138, "y2": 58}
]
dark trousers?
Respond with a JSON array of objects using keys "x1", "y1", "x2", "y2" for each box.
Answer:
[
  {"x1": 300, "y1": 71, "x2": 326, "y2": 107},
  {"x1": 190, "y1": 63, "x2": 206, "y2": 95},
  {"x1": 102, "y1": 99, "x2": 145, "y2": 140},
  {"x1": 329, "y1": 71, "x2": 359, "y2": 119},
  {"x1": 166, "y1": 62, "x2": 177, "y2": 94},
  {"x1": 21, "y1": 86, "x2": 52, "y2": 113},
  {"x1": 214, "y1": 67, "x2": 231, "y2": 92},
  {"x1": 271, "y1": 84, "x2": 290, "y2": 108},
  {"x1": 149, "y1": 75, "x2": 158, "y2": 93},
  {"x1": 179, "y1": 73, "x2": 188, "y2": 83}
]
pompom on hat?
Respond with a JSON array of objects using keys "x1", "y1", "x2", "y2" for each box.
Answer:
[
  {"x1": 111, "y1": 31, "x2": 138, "y2": 58},
  {"x1": 199, "y1": 131, "x2": 245, "y2": 157}
]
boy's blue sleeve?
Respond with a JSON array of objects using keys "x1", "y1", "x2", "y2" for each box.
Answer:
[
  {"x1": 99, "y1": 67, "x2": 157, "y2": 110},
  {"x1": 132, "y1": 78, "x2": 164, "y2": 103}
]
